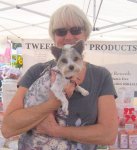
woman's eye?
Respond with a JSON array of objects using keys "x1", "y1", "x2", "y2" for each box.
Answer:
[
  {"x1": 74, "y1": 57, "x2": 79, "y2": 61},
  {"x1": 61, "y1": 58, "x2": 67, "y2": 63}
]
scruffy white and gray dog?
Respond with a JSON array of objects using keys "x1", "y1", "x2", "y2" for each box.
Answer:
[{"x1": 23, "y1": 40, "x2": 89, "y2": 150}]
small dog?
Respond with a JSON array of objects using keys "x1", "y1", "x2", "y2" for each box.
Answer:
[
  {"x1": 50, "y1": 40, "x2": 89, "y2": 115},
  {"x1": 22, "y1": 40, "x2": 89, "y2": 149}
]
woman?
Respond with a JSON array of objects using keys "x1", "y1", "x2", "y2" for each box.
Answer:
[{"x1": 1, "y1": 4, "x2": 118, "y2": 150}]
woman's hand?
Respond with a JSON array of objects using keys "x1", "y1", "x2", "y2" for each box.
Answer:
[
  {"x1": 64, "y1": 76, "x2": 81, "y2": 98},
  {"x1": 35, "y1": 113, "x2": 61, "y2": 138}
]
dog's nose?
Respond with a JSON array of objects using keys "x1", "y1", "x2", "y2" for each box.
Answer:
[{"x1": 69, "y1": 65, "x2": 74, "y2": 70}]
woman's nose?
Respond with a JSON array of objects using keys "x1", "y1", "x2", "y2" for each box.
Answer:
[{"x1": 64, "y1": 31, "x2": 74, "y2": 39}]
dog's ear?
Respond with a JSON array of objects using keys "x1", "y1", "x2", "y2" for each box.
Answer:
[
  {"x1": 72, "y1": 40, "x2": 85, "y2": 54},
  {"x1": 50, "y1": 46, "x2": 62, "y2": 60}
]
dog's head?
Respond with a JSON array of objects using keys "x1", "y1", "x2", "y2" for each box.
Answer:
[{"x1": 50, "y1": 40, "x2": 84, "y2": 78}]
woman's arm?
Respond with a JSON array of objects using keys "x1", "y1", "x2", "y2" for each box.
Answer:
[
  {"x1": 1, "y1": 86, "x2": 61, "y2": 138},
  {"x1": 59, "y1": 95, "x2": 118, "y2": 145},
  {"x1": 39, "y1": 95, "x2": 118, "y2": 145},
  {"x1": 1, "y1": 61, "x2": 57, "y2": 138}
]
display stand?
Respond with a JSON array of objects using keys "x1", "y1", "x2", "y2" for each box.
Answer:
[
  {"x1": 1, "y1": 79, "x2": 18, "y2": 111},
  {"x1": 0, "y1": 79, "x2": 18, "y2": 149}
]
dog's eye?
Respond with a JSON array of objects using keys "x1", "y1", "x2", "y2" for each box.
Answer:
[
  {"x1": 74, "y1": 57, "x2": 79, "y2": 61},
  {"x1": 61, "y1": 58, "x2": 67, "y2": 63}
]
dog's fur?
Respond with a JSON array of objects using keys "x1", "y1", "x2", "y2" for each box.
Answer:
[{"x1": 23, "y1": 40, "x2": 89, "y2": 149}]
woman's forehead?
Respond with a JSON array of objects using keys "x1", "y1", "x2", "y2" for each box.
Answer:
[{"x1": 53, "y1": 19, "x2": 84, "y2": 29}]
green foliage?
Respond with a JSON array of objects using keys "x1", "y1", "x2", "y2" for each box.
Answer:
[{"x1": 12, "y1": 54, "x2": 23, "y2": 68}]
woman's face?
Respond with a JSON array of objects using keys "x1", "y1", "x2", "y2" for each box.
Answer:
[{"x1": 53, "y1": 26, "x2": 87, "y2": 47}]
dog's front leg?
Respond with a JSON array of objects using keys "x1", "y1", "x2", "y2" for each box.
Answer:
[
  {"x1": 50, "y1": 76, "x2": 69, "y2": 115},
  {"x1": 58, "y1": 94, "x2": 69, "y2": 115},
  {"x1": 75, "y1": 86, "x2": 89, "y2": 96},
  {"x1": 51, "y1": 86, "x2": 69, "y2": 115}
]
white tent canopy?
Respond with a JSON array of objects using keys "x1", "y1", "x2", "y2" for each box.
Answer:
[{"x1": 0, "y1": 0, "x2": 137, "y2": 42}]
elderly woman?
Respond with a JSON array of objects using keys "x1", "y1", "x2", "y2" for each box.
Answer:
[{"x1": 1, "y1": 4, "x2": 118, "y2": 150}]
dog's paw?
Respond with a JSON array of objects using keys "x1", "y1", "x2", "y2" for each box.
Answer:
[
  {"x1": 62, "y1": 103, "x2": 69, "y2": 115},
  {"x1": 62, "y1": 106, "x2": 69, "y2": 115},
  {"x1": 81, "y1": 89, "x2": 89, "y2": 96},
  {"x1": 63, "y1": 109, "x2": 69, "y2": 115}
]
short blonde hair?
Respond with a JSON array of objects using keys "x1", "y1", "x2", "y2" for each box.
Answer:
[{"x1": 49, "y1": 4, "x2": 92, "y2": 41}]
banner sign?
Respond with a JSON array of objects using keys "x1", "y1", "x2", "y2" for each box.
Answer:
[{"x1": 22, "y1": 40, "x2": 137, "y2": 69}]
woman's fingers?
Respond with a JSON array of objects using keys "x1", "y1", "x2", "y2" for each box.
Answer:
[
  {"x1": 35, "y1": 113, "x2": 60, "y2": 137},
  {"x1": 70, "y1": 76, "x2": 81, "y2": 85},
  {"x1": 64, "y1": 85, "x2": 75, "y2": 98}
]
